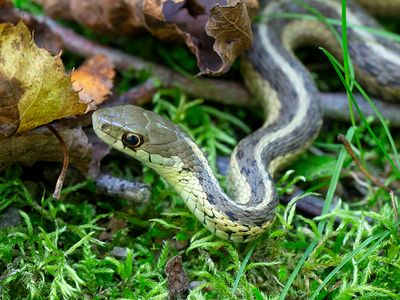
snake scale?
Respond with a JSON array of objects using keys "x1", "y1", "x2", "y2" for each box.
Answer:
[{"x1": 93, "y1": 0, "x2": 400, "y2": 242}]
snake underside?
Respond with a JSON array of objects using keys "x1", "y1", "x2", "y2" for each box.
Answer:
[{"x1": 93, "y1": 0, "x2": 400, "y2": 242}]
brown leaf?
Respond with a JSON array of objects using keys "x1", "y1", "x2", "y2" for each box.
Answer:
[
  {"x1": 34, "y1": 0, "x2": 73, "y2": 19},
  {"x1": 0, "y1": 22, "x2": 87, "y2": 137},
  {"x1": 204, "y1": 0, "x2": 253, "y2": 75},
  {"x1": 0, "y1": 126, "x2": 93, "y2": 174},
  {"x1": 71, "y1": 54, "x2": 115, "y2": 110},
  {"x1": 155, "y1": 0, "x2": 254, "y2": 75},
  {"x1": 243, "y1": 0, "x2": 258, "y2": 19},
  {"x1": 148, "y1": 0, "x2": 220, "y2": 74},
  {"x1": 37, "y1": 0, "x2": 143, "y2": 35},
  {"x1": 87, "y1": 131, "x2": 110, "y2": 177},
  {"x1": 165, "y1": 256, "x2": 189, "y2": 300}
]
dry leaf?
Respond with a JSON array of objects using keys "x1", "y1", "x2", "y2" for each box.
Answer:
[
  {"x1": 36, "y1": 0, "x2": 254, "y2": 76},
  {"x1": 146, "y1": 0, "x2": 254, "y2": 75},
  {"x1": 165, "y1": 256, "x2": 189, "y2": 299},
  {"x1": 0, "y1": 21, "x2": 87, "y2": 137},
  {"x1": 204, "y1": 0, "x2": 253, "y2": 75},
  {"x1": 242, "y1": 0, "x2": 258, "y2": 19},
  {"x1": 36, "y1": 0, "x2": 143, "y2": 34},
  {"x1": 0, "y1": 126, "x2": 93, "y2": 175},
  {"x1": 71, "y1": 54, "x2": 115, "y2": 110},
  {"x1": 35, "y1": 0, "x2": 72, "y2": 19}
]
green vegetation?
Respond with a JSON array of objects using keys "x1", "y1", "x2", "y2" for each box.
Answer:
[{"x1": 1, "y1": 0, "x2": 399, "y2": 299}]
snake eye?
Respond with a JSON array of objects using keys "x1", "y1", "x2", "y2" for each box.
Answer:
[{"x1": 122, "y1": 132, "x2": 143, "y2": 149}]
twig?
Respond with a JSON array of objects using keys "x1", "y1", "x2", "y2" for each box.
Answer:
[
  {"x1": 338, "y1": 134, "x2": 392, "y2": 193},
  {"x1": 321, "y1": 93, "x2": 400, "y2": 127},
  {"x1": 390, "y1": 191, "x2": 399, "y2": 228},
  {"x1": 95, "y1": 174, "x2": 151, "y2": 204},
  {"x1": 280, "y1": 189, "x2": 330, "y2": 218},
  {"x1": 46, "y1": 124, "x2": 69, "y2": 199},
  {"x1": 110, "y1": 79, "x2": 158, "y2": 106}
]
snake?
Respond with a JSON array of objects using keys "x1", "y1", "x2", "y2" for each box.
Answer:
[{"x1": 92, "y1": 0, "x2": 400, "y2": 242}]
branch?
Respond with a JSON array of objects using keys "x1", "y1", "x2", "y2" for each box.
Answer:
[{"x1": 338, "y1": 134, "x2": 392, "y2": 193}]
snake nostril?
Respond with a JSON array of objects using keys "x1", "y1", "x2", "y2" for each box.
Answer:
[{"x1": 101, "y1": 123, "x2": 110, "y2": 132}]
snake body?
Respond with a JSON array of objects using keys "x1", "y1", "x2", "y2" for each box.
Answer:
[{"x1": 93, "y1": 0, "x2": 400, "y2": 242}]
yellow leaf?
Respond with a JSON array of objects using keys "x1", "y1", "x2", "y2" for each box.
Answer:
[{"x1": 0, "y1": 21, "x2": 87, "y2": 137}]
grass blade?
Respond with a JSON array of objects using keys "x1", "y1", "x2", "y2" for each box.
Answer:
[{"x1": 232, "y1": 241, "x2": 257, "y2": 293}]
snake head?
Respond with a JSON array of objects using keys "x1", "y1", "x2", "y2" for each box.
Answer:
[{"x1": 92, "y1": 105, "x2": 186, "y2": 168}]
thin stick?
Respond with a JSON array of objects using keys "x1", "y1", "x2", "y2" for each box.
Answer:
[
  {"x1": 338, "y1": 134, "x2": 391, "y2": 193},
  {"x1": 390, "y1": 191, "x2": 399, "y2": 227},
  {"x1": 46, "y1": 124, "x2": 69, "y2": 199},
  {"x1": 110, "y1": 79, "x2": 158, "y2": 106}
]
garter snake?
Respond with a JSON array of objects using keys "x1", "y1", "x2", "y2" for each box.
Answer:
[{"x1": 92, "y1": 0, "x2": 400, "y2": 242}]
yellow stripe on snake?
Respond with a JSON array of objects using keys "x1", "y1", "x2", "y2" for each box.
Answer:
[{"x1": 93, "y1": 0, "x2": 400, "y2": 242}]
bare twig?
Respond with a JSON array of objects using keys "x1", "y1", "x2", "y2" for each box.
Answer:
[
  {"x1": 110, "y1": 79, "x2": 158, "y2": 106},
  {"x1": 95, "y1": 174, "x2": 151, "y2": 204},
  {"x1": 338, "y1": 134, "x2": 392, "y2": 193},
  {"x1": 46, "y1": 124, "x2": 69, "y2": 199},
  {"x1": 321, "y1": 93, "x2": 400, "y2": 127},
  {"x1": 390, "y1": 191, "x2": 399, "y2": 227}
]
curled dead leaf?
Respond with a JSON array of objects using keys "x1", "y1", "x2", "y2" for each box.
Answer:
[
  {"x1": 0, "y1": 22, "x2": 87, "y2": 137},
  {"x1": 204, "y1": 0, "x2": 253, "y2": 75},
  {"x1": 71, "y1": 54, "x2": 115, "y2": 111},
  {"x1": 143, "y1": 0, "x2": 254, "y2": 75}
]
